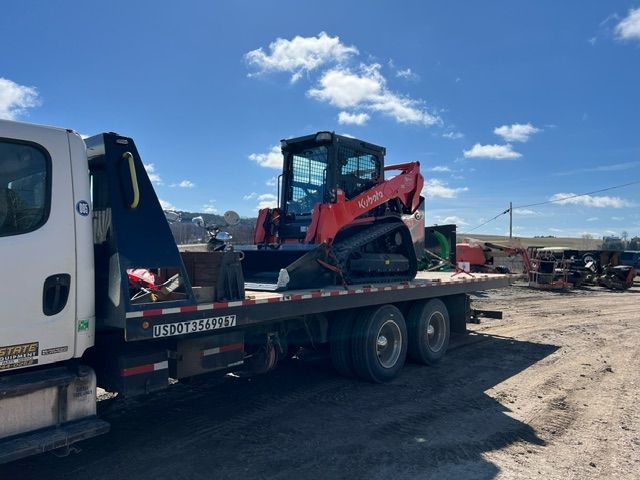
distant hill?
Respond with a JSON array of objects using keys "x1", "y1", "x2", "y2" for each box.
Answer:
[
  {"x1": 169, "y1": 211, "x2": 605, "y2": 250},
  {"x1": 167, "y1": 211, "x2": 256, "y2": 245},
  {"x1": 457, "y1": 233, "x2": 602, "y2": 250}
]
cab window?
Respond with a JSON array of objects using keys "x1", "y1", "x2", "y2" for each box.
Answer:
[
  {"x1": 0, "y1": 140, "x2": 50, "y2": 236},
  {"x1": 338, "y1": 145, "x2": 380, "y2": 199}
]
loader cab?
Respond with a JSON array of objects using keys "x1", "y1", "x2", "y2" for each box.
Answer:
[{"x1": 279, "y1": 132, "x2": 385, "y2": 240}]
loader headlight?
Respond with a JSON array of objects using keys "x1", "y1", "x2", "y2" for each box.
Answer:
[{"x1": 315, "y1": 132, "x2": 332, "y2": 142}]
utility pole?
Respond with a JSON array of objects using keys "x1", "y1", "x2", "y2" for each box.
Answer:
[{"x1": 509, "y1": 201, "x2": 513, "y2": 240}]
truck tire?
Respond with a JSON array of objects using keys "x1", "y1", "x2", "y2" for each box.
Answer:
[
  {"x1": 329, "y1": 312, "x2": 356, "y2": 377},
  {"x1": 351, "y1": 305, "x2": 407, "y2": 383},
  {"x1": 407, "y1": 299, "x2": 450, "y2": 365}
]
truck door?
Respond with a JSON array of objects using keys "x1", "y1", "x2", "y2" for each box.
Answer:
[{"x1": 0, "y1": 122, "x2": 76, "y2": 371}]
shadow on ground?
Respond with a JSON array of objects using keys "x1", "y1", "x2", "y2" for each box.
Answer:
[{"x1": 1, "y1": 333, "x2": 559, "y2": 480}]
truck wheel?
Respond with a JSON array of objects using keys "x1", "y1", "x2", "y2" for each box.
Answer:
[
  {"x1": 351, "y1": 305, "x2": 407, "y2": 383},
  {"x1": 329, "y1": 312, "x2": 356, "y2": 377},
  {"x1": 407, "y1": 299, "x2": 450, "y2": 365}
]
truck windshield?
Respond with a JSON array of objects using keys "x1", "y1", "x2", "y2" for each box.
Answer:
[{"x1": 286, "y1": 145, "x2": 327, "y2": 215}]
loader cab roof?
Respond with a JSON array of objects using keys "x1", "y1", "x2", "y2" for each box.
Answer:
[{"x1": 280, "y1": 131, "x2": 386, "y2": 157}]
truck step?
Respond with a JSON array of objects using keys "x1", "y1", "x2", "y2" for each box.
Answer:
[
  {"x1": 0, "y1": 417, "x2": 110, "y2": 464},
  {"x1": 0, "y1": 367, "x2": 76, "y2": 399}
]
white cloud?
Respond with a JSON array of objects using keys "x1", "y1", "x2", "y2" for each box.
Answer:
[
  {"x1": 550, "y1": 193, "x2": 631, "y2": 208},
  {"x1": 338, "y1": 111, "x2": 370, "y2": 125},
  {"x1": 308, "y1": 65, "x2": 384, "y2": 108},
  {"x1": 429, "y1": 166, "x2": 451, "y2": 173},
  {"x1": 202, "y1": 201, "x2": 217, "y2": 214},
  {"x1": 243, "y1": 192, "x2": 258, "y2": 200},
  {"x1": 256, "y1": 193, "x2": 278, "y2": 209},
  {"x1": 441, "y1": 215, "x2": 468, "y2": 225},
  {"x1": 513, "y1": 208, "x2": 541, "y2": 216},
  {"x1": 172, "y1": 180, "x2": 195, "y2": 188},
  {"x1": 308, "y1": 64, "x2": 440, "y2": 126},
  {"x1": 396, "y1": 68, "x2": 419, "y2": 80},
  {"x1": 266, "y1": 177, "x2": 277, "y2": 187},
  {"x1": 442, "y1": 131, "x2": 464, "y2": 140},
  {"x1": 463, "y1": 143, "x2": 522, "y2": 159},
  {"x1": 0, "y1": 77, "x2": 40, "y2": 120},
  {"x1": 611, "y1": 216, "x2": 624, "y2": 221},
  {"x1": 615, "y1": 8, "x2": 640, "y2": 41},
  {"x1": 159, "y1": 199, "x2": 176, "y2": 210},
  {"x1": 553, "y1": 161, "x2": 640, "y2": 176},
  {"x1": 144, "y1": 163, "x2": 163, "y2": 185},
  {"x1": 493, "y1": 123, "x2": 541, "y2": 142},
  {"x1": 587, "y1": 217, "x2": 599, "y2": 222},
  {"x1": 245, "y1": 32, "x2": 358, "y2": 82},
  {"x1": 422, "y1": 179, "x2": 468, "y2": 199},
  {"x1": 249, "y1": 145, "x2": 283, "y2": 169}
]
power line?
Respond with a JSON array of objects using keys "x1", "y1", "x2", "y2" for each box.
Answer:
[
  {"x1": 460, "y1": 208, "x2": 509, "y2": 234},
  {"x1": 514, "y1": 179, "x2": 640, "y2": 209},
  {"x1": 458, "y1": 178, "x2": 640, "y2": 235}
]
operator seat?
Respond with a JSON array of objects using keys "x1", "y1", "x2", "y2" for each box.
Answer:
[{"x1": 340, "y1": 173, "x2": 374, "y2": 199}]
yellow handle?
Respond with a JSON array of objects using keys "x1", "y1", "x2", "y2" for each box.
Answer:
[{"x1": 123, "y1": 152, "x2": 140, "y2": 209}]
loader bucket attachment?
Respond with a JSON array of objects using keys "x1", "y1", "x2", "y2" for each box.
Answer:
[{"x1": 240, "y1": 244, "x2": 337, "y2": 291}]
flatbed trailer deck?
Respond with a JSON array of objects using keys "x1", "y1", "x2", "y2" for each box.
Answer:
[{"x1": 125, "y1": 272, "x2": 511, "y2": 341}]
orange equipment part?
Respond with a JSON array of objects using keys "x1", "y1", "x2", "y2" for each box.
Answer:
[
  {"x1": 304, "y1": 162, "x2": 423, "y2": 245},
  {"x1": 456, "y1": 243, "x2": 487, "y2": 266}
]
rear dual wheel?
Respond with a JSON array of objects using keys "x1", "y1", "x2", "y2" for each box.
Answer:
[
  {"x1": 350, "y1": 305, "x2": 408, "y2": 383},
  {"x1": 407, "y1": 299, "x2": 450, "y2": 365},
  {"x1": 330, "y1": 301, "x2": 449, "y2": 382}
]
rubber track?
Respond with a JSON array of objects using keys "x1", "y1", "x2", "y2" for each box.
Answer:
[{"x1": 332, "y1": 222, "x2": 415, "y2": 285}]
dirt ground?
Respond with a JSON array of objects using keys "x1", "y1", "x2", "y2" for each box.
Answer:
[{"x1": 2, "y1": 280, "x2": 639, "y2": 479}]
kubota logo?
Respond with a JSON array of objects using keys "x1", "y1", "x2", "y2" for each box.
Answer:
[{"x1": 358, "y1": 190, "x2": 384, "y2": 209}]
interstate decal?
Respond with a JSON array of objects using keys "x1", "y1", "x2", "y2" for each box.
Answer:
[
  {"x1": 0, "y1": 342, "x2": 39, "y2": 370},
  {"x1": 152, "y1": 315, "x2": 237, "y2": 338}
]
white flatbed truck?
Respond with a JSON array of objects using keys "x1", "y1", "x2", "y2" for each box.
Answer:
[{"x1": 0, "y1": 119, "x2": 511, "y2": 463}]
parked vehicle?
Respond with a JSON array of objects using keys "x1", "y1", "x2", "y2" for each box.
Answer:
[
  {"x1": 620, "y1": 251, "x2": 640, "y2": 271},
  {"x1": 0, "y1": 120, "x2": 510, "y2": 463}
]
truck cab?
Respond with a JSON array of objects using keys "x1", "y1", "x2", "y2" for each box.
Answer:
[
  {"x1": 0, "y1": 120, "x2": 105, "y2": 462},
  {"x1": 1, "y1": 120, "x2": 95, "y2": 369}
]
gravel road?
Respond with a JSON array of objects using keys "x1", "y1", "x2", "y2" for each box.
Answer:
[{"x1": 2, "y1": 281, "x2": 639, "y2": 479}]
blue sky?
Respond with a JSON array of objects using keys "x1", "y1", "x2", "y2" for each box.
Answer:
[{"x1": 1, "y1": 0, "x2": 639, "y2": 238}]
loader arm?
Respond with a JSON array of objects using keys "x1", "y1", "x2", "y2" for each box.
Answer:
[{"x1": 304, "y1": 162, "x2": 423, "y2": 244}]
